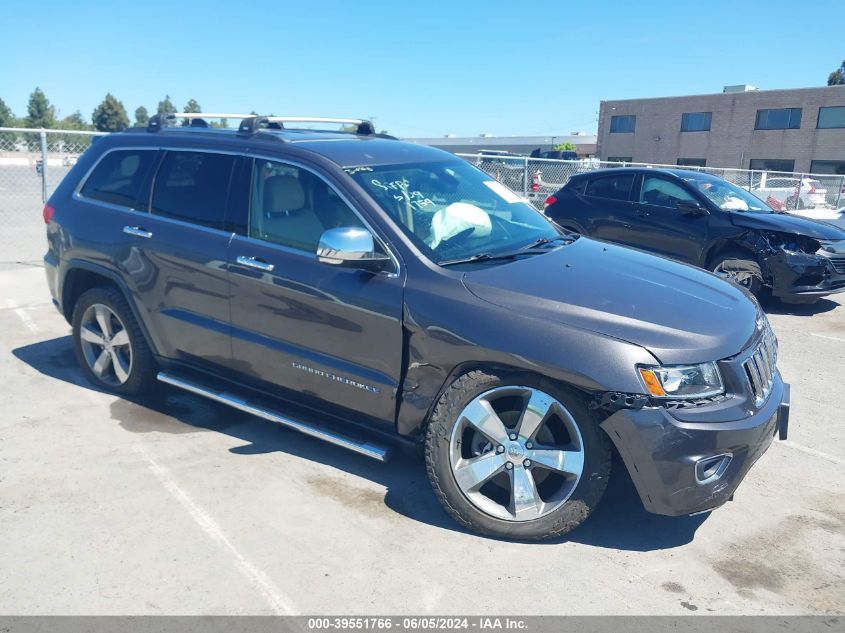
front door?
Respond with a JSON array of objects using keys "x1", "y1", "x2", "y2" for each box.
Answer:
[
  {"x1": 227, "y1": 157, "x2": 404, "y2": 425},
  {"x1": 629, "y1": 174, "x2": 709, "y2": 264}
]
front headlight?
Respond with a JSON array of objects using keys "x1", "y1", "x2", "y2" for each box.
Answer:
[{"x1": 638, "y1": 362, "x2": 724, "y2": 399}]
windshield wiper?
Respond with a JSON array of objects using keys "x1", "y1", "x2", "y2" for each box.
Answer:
[{"x1": 440, "y1": 235, "x2": 575, "y2": 267}]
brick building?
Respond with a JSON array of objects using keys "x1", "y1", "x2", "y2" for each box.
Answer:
[{"x1": 597, "y1": 85, "x2": 845, "y2": 174}]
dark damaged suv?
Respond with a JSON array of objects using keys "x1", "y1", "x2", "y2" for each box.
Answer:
[
  {"x1": 44, "y1": 114, "x2": 789, "y2": 540},
  {"x1": 544, "y1": 168, "x2": 845, "y2": 304}
]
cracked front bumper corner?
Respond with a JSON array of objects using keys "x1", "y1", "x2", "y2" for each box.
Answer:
[{"x1": 601, "y1": 376, "x2": 789, "y2": 516}]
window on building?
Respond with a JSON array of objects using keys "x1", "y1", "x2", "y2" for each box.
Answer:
[
  {"x1": 749, "y1": 159, "x2": 795, "y2": 172},
  {"x1": 609, "y1": 115, "x2": 636, "y2": 133},
  {"x1": 817, "y1": 106, "x2": 845, "y2": 129},
  {"x1": 754, "y1": 108, "x2": 802, "y2": 130},
  {"x1": 680, "y1": 112, "x2": 712, "y2": 132},
  {"x1": 584, "y1": 174, "x2": 635, "y2": 201},
  {"x1": 809, "y1": 160, "x2": 845, "y2": 175},
  {"x1": 606, "y1": 156, "x2": 633, "y2": 164},
  {"x1": 151, "y1": 151, "x2": 235, "y2": 229},
  {"x1": 677, "y1": 158, "x2": 707, "y2": 167},
  {"x1": 80, "y1": 150, "x2": 158, "y2": 209}
]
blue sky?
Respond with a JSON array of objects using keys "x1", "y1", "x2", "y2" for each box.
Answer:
[{"x1": 1, "y1": 0, "x2": 842, "y2": 137}]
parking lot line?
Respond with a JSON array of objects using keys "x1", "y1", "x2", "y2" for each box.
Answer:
[
  {"x1": 14, "y1": 309, "x2": 38, "y2": 333},
  {"x1": 781, "y1": 440, "x2": 845, "y2": 467},
  {"x1": 132, "y1": 444, "x2": 298, "y2": 615},
  {"x1": 810, "y1": 333, "x2": 845, "y2": 344}
]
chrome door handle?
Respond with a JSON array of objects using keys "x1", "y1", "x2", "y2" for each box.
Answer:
[
  {"x1": 236, "y1": 255, "x2": 274, "y2": 272},
  {"x1": 123, "y1": 226, "x2": 153, "y2": 239}
]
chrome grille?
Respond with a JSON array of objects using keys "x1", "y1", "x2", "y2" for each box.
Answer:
[
  {"x1": 830, "y1": 256, "x2": 845, "y2": 274},
  {"x1": 743, "y1": 327, "x2": 778, "y2": 407}
]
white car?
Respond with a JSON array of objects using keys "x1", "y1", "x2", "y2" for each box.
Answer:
[{"x1": 752, "y1": 177, "x2": 828, "y2": 209}]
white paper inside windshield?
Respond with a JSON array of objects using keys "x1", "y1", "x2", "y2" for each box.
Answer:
[{"x1": 483, "y1": 180, "x2": 523, "y2": 204}]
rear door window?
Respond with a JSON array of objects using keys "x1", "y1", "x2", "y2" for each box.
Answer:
[
  {"x1": 151, "y1": 151, "x2": 236, "y2": 230},
  {"x1": 80, "y1": 149, "x2": 158, "y2": 209},
  {"x1": 584, "y1": 174, "x2": 635, "y2": 201}
]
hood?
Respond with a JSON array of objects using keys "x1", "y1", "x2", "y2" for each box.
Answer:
[
  {"x1": 462, "y1": 238, "x2": 759, "y2": 364},
  {"x1": 729, "y1": 211, "x2": 845, "y2": 240}
]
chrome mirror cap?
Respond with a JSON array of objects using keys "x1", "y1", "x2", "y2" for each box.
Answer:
[{"x1": 316, "y1": 227, "x2": 391, "y2": 271}]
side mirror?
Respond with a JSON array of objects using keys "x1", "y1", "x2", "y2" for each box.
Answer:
[
  {"x1": 677, "y1": 200, "x2": 709, "y2": 216},
  {"x1": 316, "y1": 227, "x2": 392, "y2": 272}
]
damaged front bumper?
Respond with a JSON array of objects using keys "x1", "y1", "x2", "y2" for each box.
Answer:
[
  {"x1": 767, "y1": 242, "x2": 845, "y2": 301},
  {"x1": 601, "y1": 375, "x2": 789, "y2": 516}
]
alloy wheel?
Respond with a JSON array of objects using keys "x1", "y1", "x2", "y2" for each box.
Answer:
[
  {"x1": 448, "y1": 386, "x2": 585, "y2": 522},
  {"x1": 79, "y1": 303, "x2": 133, "y2": 386}
]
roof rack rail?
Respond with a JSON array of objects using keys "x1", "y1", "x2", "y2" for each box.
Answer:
[
  {"x1": 147, "y1": 112, "x2": 255, "y2": 132},
  {"x1": 236, "y1": 116, "x2": 377, "y2": 137}
]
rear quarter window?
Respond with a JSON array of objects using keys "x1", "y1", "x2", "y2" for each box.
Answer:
[{"x1": 79, "y1": 149, "x2": 158, "y2": 208}]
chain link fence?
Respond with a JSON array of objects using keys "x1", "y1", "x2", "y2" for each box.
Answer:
[
  {"x1": 458, "y1": 153, "x2": 845, "y2": 216},
  {"x1": 0, "y1": 127, "x2": 105, "y2": 263},
  {"x1": 1, "y1": 131, "x2": 844, "y2": 264}
]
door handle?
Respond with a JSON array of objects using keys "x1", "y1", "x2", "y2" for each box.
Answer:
[
  {"x1": 236, "y1": 255, "x2": 275, "y2": 272},
  {"x1": 123, "y1": 226, "x2": 153, "y2": 238}
]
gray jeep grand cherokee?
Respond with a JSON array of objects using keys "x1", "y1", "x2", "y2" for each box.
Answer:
[{"x1": 43, "y1": 113, "x2": 789, "y2": 540}]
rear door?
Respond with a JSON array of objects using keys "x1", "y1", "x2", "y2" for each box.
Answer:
[
  {"x1": 124, "y1": 149, "x2": 237, "y2": 368},
  {"x1": 226, "y1": 156, "x2": 405, "y2": 425},
  {"x1": 628, "y1": 174, "x2": 709, "y2": 263},
  {"x1": 575, "y1": 172, "x2": 638, "y2": 244}
]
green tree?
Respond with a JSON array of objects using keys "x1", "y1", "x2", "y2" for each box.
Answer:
[
  {"x1": 0, "y1": 97, "x2": 17, "y2": 144},
  {"x1": 182, "y1": 98, "x2": 201, "y2": 126},
  {"x1": 91, "y1": 93, "x2": 129, "y2": 132},
  {"x1": 553, "y1": 142, "x2": 577, "y2": 151},
  {"x1": 828, "y1": 59, "x2": 845, "y2": 85},
  {"x1": 56, "y1": 110, "x2": 92, "y2": 150},
  {"x1": 0, "y1": 97, "x2": 14, "y2": 127},
  {"x1": 134, "y1": 106, "x2": 149, "y2": 127},
  {"x1": 25, "y1": 87, "x2": 56, "y2": 128},
  {"x1": 61, "y1": 110, "x2": 89, "y2": 130},
  {"x1": 157, "y1": 95, "x2": 175, "y2": 114},
  {"x1": 210, "y1": 117, "x2": 229, "y2": 128}
]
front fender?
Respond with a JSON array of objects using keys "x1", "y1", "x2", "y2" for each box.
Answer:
[{"x1": 395, "y1": 286, "x2": 657, "y2": 438}]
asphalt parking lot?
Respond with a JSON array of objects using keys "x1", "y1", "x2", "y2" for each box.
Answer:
[{"x1": 0, "y1": 262, "x2": 843, "y2": 615}]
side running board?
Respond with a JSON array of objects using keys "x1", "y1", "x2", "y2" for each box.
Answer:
[{"x1": 157, "y1": 372, "x2": 390, "y2": 462}]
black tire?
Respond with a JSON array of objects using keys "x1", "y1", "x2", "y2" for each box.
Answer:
[
  {"x1": 425, "y1": 370, "x2": 611, "y2": 540},
  {"x1": 71, "y1": 286, "x2": 158, "y2": 395},
  {"x1": 710, "y1": 251, "x2": 764, "y2": 297}
]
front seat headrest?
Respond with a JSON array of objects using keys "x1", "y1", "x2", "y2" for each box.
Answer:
[{"x1": 264, "y1": 175, "x2": 305, "y2": 215}]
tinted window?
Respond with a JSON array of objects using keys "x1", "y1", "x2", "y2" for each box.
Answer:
[
  {"x1": 677, "y1": 158, "x2": 706, "y2": 167},
  {"x1": 609, "y1": 115, "x2": 636, "y2": 133},
  {"x1": 607, "y1": 156, "x2": 632, "y2": 163},
  {"x1": 250, "y1": 159, "x2": 365, "y2": 252},
  {"x1": 680, "y1": 112, "x2": 712, "y2": 132},
  {"x1": 810, "y1": 159, "x2": 845, "y2": 175},
  {"x1": 80, "y1": 149, "x2": 158, "y2": 208},
  {"x1": 585, "y1": 174, "x2": 635, "y2": 200},
  {"x1": 817, "y1": 106, "x2": 845, "y2": 129},
  {"x1": 640, "y1": 176, "x2": 696, "y2": 208},
  {"x1": 151, "y1": 151, "x2": 235, "y2": 229},
  {"x1": 755, "y1": 108, "x2": 801, "y2": 130},
  {"x1": 749, "y1": 158, "x2": 795, "y2": 172}
]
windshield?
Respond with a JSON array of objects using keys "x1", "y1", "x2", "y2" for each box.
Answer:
[
  {"x1": 347, "y1": 160, "x2": 561, "y2": 264},
  {"x1": 680, "y1": 171, "x2": 773, "y2": 213}
]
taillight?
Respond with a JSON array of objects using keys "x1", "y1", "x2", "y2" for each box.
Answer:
[
  {"x1": 544, "y1": 195, "x2": 557, "y2": 209},
  {"x1": 43, "y1": 203, "x2": 55, "y2": 224}
]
